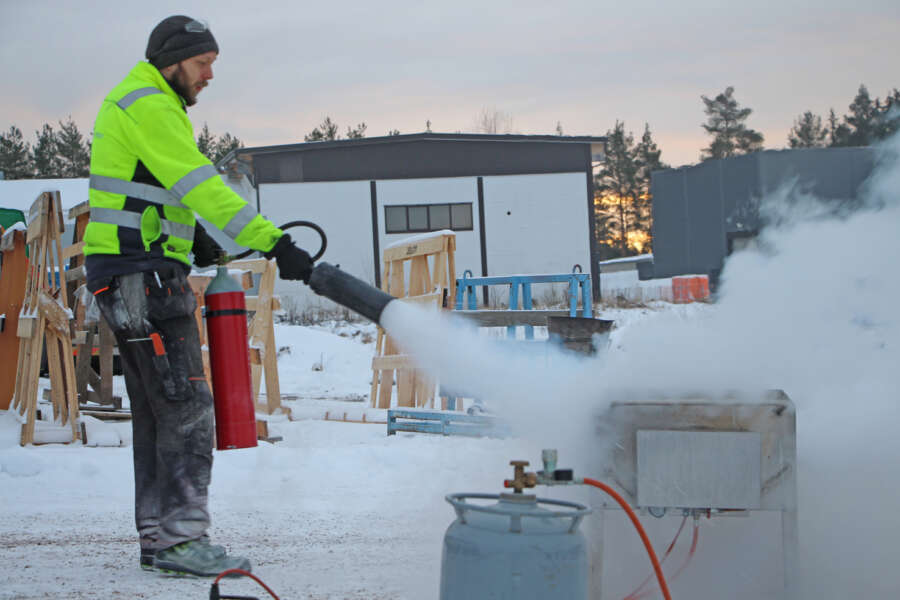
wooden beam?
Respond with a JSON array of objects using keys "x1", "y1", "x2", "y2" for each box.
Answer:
[
  {"x1": 65, "y1": 265, "x2": 85, "y2": 283},
  {"x1": 61, "y1": 241, "x2": 84, "y2": 261},
  {"x1": 16, "y1": 316, "x2": 36, "y2": 339},
  {"x1": 225, "y1": 257, "x2": 270, "y2": 274},
  {"x1": 37, "y1": 289, "x2": 70, "y2": 335},
  {"x1": 383, "y1": 234, "x2": 450, "y2": 262},
  {"x1": 454, "y1": 309, "x2": 571, "y2": 327},
  {"x1": 372, "y1": 354, "x2": 417, "y2": 370},
  {"x1": 67, "y1": 201, "x2": 91, "y2": 220},
  {"x1": 399, "y1": 293, "x2": 442, "y2": 306},
  {"x1": 245, "y1": 295, "x2": 281, "y2": 312}
]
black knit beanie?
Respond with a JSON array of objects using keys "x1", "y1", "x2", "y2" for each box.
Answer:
[{"x1": 145, "y1": 15, "x2": 219, "y2": 70}]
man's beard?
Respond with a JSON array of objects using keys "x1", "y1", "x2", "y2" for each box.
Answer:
[{"x1": 165, "y1": 65, "x2": 198, "y2": 107}]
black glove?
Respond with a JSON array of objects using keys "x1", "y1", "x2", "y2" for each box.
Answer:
[
  {"x1": 192, "y1": 223, "x2": 226, "y2": 268},
  {"x1": 265, "y1": 234, "x2": 313, "y2": 283}
]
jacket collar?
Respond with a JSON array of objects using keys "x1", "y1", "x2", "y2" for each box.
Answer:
[{"x1": 128, "y1": 61, "x2": 186, "y2": 108}]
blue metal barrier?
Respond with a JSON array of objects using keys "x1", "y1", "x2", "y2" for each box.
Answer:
[
  {"x1": 455, "y1": 266, "x2": 592, "y2": 338},
  {"x1": 387, "y1": 408, "x2": 509, "y2": 437}
]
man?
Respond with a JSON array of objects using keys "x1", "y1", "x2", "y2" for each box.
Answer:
[{"x1": 84, "y1": 15, "x2": 312, "y2": 576}]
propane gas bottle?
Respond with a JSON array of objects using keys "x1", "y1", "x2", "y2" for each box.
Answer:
[
  {"x1": 440, "y1": 493, "x2": 591, "y2": 599},
  {"x1": 204, "y1": 265, "x2": 257, "y2": 450}
]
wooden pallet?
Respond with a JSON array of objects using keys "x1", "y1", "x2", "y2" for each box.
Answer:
[
  {"x1": 66, "y1": 201, "x2": 120, "y2": 410},
  {"x1": 12, "y1": 192, "x2": 80, "y2": 445},
  {"x1": 371, "y1": 233, "x2": 456, "y2": 410},
  {"x1": 386, "y1": 408, "x2": 508, "y2": 437}
]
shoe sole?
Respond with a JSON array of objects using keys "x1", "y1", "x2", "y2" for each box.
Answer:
[{"x1": 154, "y1": 564, "x2": 249, "y2": 578}]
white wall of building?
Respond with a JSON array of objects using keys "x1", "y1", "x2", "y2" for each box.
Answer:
[
  {"x1": 482, "y1": 172, "x2": 590, "y2": 276},
  {"x1": 257, "y1": 180, "x2": 373, "y2": 303}
]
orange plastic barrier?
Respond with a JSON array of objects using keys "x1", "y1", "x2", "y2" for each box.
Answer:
[{"x1": 671, "y1": 275, "x2": 710, "y2": 304}]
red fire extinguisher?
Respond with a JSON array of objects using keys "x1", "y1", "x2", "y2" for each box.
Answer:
[{"x1": 204, "y1": 266, "x2": 257, "y2": 450}]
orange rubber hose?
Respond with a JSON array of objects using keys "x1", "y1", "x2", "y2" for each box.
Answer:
[
  {"x1": 583, "y1": 478, "x2": 673, "y2": 600},
  {"x1": 214, "y1": 568, "x2": 280, "y2": 599}
]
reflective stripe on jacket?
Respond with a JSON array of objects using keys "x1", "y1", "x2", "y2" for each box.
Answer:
[{"x1": 84, "y1": 61, "x2": 282, "y2": 273}]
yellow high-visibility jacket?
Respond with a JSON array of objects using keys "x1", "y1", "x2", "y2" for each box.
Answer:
[{"x1": 84, "y1": 61, "x2": 281, "y2": 280}]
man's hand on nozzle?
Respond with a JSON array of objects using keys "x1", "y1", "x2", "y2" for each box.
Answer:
[
  {"x1": 192, "y1": 223, "x2": 226, "y2": 268},
  {"x1": 265, "y1": 234, "x2": 313, "y2": 283}
]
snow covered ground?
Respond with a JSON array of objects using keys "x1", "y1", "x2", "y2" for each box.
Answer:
[{"x1": 0, "y1": 306, "x2": 707, "y2": 600}]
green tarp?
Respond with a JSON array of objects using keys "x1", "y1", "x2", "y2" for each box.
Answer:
[{"x1": 0, "y1": 207, "x2": 26, "y2": 231}]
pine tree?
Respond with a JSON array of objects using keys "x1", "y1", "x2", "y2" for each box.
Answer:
[
  {"x1": 345, "y1": 122, "x2": 367, "y2": 139},
  {"x1": 700, "y1": 86, "x2": 764, "y2": 160},
  {"x1": 32, "y1": 124, "x2": 62, "y2": 178},
  {"x1": 305, "y1": 117, "x2": 339, "y2": 141},
  {"x1": 843, "y1": 85, "x2": 878, "y2": 146},
  {"x1": 877, "y1": 88, "x2": 900, "y2": 139},
  {"x1": 0, "y1": 126, "x2": 33, "y2": 179},
  {"x1": 196, "y1": 122, "x2": 216, "y2": 161},
  {"x1": 212, "y1": 132, "x2": 243, "y2": 163},
  {"x1": 595, "y1": 121, "x2": 639, "y2": 255},
  {"x1": 788, "y1": 111, "x2": 828, "y2": 148},
  {"x1": 55, "y1": 117, "x2": 90, "y2": 177},
  {"x1": 827, "y1": 108, "x2": 851, "y2": 146},
  {"x1": 633, "y1": 124, "x2": 667, "y2": 249}
]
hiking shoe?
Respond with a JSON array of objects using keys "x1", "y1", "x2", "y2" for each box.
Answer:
[
  {"x1": 141, "y1": 543, "x2": 225, "y2": 571},
  {"x1": 152, "y1": 539, "x2": 251, "y2": 577},
  {"x1": 140, "y1": 548, "x2": 155, "y2": 571}
]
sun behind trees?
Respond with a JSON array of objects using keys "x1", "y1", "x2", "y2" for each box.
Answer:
[{"x1": 594, "y1": 122, "x2": 667, "y2": 260}]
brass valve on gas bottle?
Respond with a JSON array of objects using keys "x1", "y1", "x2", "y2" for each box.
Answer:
[{"x1": 503, "y1": 460, "x2": 538, "y2": 493}]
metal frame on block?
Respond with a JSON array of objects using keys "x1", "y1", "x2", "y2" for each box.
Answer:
[
  {"x1": 590, "y1": 391, "x2": 798, "y2": 599},
  {"x1": 454, "y1": 269, "x2": 592, "y2": 339}
]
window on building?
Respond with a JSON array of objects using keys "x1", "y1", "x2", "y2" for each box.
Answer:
[
  {"x1": 384, "y1": 206, "x2": 407, "y2": 233},
  {"x1": 408, "y1": 205, "x2": 428, "y2": 231},
  {"x1": 384, "y1": 203, "x2": 474, "y2": 233}
]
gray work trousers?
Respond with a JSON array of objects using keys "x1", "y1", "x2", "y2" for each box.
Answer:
[{"x1": 89, "y1": 266, "x2": 213, "y2": 551}]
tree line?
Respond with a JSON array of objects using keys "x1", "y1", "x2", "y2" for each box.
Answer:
[
  {"x1": 0, "y1": 119, "x2": 244, "y2": 180},
  {"x1": 4, "y1": 88, "x2": 897, "y2": 261},
  {"x1": 594, "y1": 82, "x2": 900, "y2": 260}
]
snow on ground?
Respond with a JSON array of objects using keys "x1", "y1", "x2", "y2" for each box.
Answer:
[{"x1": 0, "y1": 303, "x2": 690, "y2": 600}]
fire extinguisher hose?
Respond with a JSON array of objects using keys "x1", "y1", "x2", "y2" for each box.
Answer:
[
  {"x1": 228, "y1": 220, "x2": 328, "y2": 262},
  {"x1": 582, "y1": 477, "x2": 673, "y2": 600}
]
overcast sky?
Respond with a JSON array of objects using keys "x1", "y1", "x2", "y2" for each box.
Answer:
[{"x1": 2, "y1": 0, "x2": 899, "y2": 167}]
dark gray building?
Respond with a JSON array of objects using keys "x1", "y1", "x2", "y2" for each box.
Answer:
[{"x1": 649, "y1": 147, "x2": 876, "y2": 285}]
